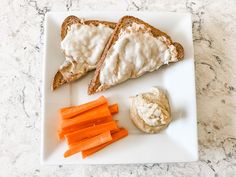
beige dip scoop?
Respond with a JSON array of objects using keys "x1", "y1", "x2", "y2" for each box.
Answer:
[{"x1": 130, "y1": 87, "x2": 171, "y2": 134}]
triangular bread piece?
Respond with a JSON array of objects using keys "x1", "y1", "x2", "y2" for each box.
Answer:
[
  {"x1": 52, "y1": 16, "x2": 116, "y2": 90},
  {"x1": 88, "y1": 16, "x2": 184, "y2": 94}
]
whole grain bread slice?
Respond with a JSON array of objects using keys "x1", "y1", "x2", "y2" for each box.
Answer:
[
  {"x1": 88, "y1": 16, "x2": 184, "y2": 95},
  {"x1": 52, "y1": 15, "x2": 116, "y2": 90}
]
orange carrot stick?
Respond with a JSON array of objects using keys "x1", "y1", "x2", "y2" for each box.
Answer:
[
  {"x1": 64, "y1": 131, "x2": 112, "y2": 158},
  {"x1": 59, "y1": 96, "x2": 108, "y2": 119},
  {"x1": 58, "y1": 116, "x2": 113, "y2": 139},
  {"x1": 110, "y1": 128, "x2": 120, "y2": 134},
  {"x1": 61, "y1": 104, "x2": 111, "y2": 130},
  {"x1": 58, "y1": 123, "x2": 94, "y2": 140},
  {"x1": 95, "y1": 116, "x2": 113, "y2": 124},
  {"x1": 81, "y1": 128, "x2": 128, "y2": 159},
  {"x1": 108, "y1": 104, "x2": 119, "y2": 114},
  {"x1": 57, "y1": 130, "x2": 65, "y2": 140},
  {"x1": 58, "y1": 123, "x2": 95, "y2": 139},
  {"x1": 65, "y1": 121, "x2": 118, "y2": 145}
]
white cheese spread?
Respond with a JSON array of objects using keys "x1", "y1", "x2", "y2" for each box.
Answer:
[
  {"x1": 60, "y1": 23, "x2": 113, "y2": 81},
  {"x1": 99, "y1": 23, "x2": 178, "y2": 86}
]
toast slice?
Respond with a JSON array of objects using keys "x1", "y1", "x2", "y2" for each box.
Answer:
[
  {"x1": 52, "y1": 16, "x2": 116, "y2": 90},
  {"x1": 88, "y1": 16, "x2": 184, "y2": 94}
]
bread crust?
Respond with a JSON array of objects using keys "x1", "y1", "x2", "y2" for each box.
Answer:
[
  {"x1": 88, "y1": 16, "x2": 185, "y2": 94},
  {"x1": 52, "y1": 16, "x2": 116, "y2": 90}
]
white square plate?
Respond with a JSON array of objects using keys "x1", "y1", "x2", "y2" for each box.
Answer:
[{"x1": 41, "y1": 11, "x2": 198, "y2": 164}]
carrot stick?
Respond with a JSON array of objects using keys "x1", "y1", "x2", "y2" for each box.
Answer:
[
  {"x1": 110, "y1": 128, "x2": 120, "y2": 134},
  {"x1": 57, "y1": 131, "x2": 65, "y2": 140},
  {"x1": 95, "y1": 116, "x2": 113, "y2": 124},
  {"x1": 58, "y1": 123, "x2": 94, "y2": 140},
  {"x1": 58, "y1": 123, "x2": 94, "y2": 139},
  {"x1": 58, "y1": 116, "x2": 113, "y2": 139},
  {"x1": 64, "y1": 131, "x2": 112, "y2": 158},
  {"x1": 61, "y1": 104, "x2": 111, "y2": 130},
  {"x1": 108, "y1": 104, "x2": 119, "y2": 114},
  {"x1": 81, "y1": 128, "x2": 128, "y2": 159},
  {"x1": 59, "y1": 96, "x2": 108, "y2": 119},
  {"x1": 66, "y1": 121, "x2": 118, "y2": 145}
]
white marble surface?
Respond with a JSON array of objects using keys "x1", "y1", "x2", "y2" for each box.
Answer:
[{"x1": 0, "y1": 0, "x2": 235, "y2": 176}]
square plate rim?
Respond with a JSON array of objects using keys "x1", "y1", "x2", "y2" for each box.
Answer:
[{"x1": 41, "y1": 11, "x2": 198, "y2": 165}]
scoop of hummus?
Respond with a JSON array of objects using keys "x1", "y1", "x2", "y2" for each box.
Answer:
[{"x1": 130, "y1": 87, "x2": 171, "y2": 133}]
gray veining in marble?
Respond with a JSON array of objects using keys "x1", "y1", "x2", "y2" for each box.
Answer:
[{"x1": 0, "y1": 0, "x2": 235, "y2": 176}]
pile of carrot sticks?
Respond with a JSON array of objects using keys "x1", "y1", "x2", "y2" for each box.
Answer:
[{"x1": 57, "y1": 96, "x2": 128, "y2": 158}]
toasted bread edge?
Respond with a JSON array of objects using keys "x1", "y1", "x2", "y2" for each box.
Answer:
[
  {"x1": 88, "y1": 16, "x2": 185, "y2": 95},
  {"x1": 52, "y1": 16, "x2": 116, "y2": 90}
]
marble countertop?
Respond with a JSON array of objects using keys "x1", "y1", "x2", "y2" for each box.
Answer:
[{"x1": 0, "y1": 0, "x2": 235, "y2": 176}]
